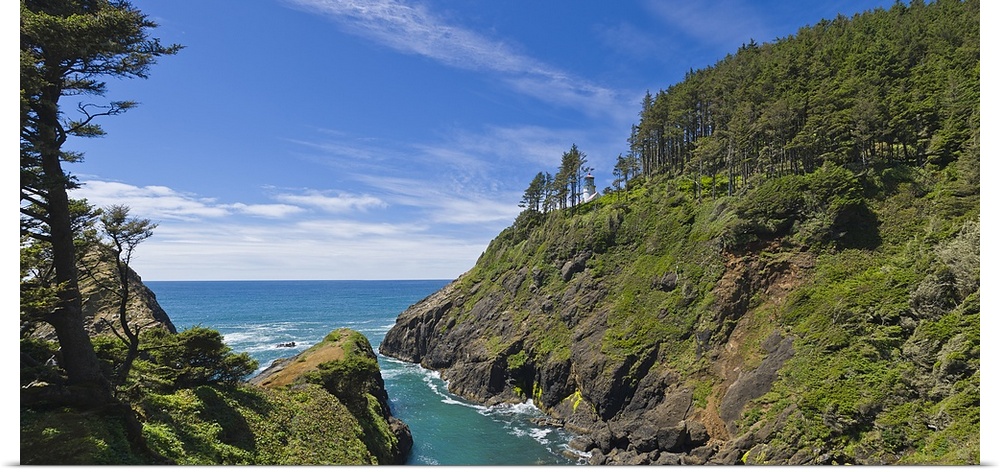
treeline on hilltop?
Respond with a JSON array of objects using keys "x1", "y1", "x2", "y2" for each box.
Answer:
[
  {"x1": 628, "y1": 0, "x2": 978, "y2": 196},
  {"x1": 426, "y1": 0, "x2": 980, "y2": 464},
  {"x1": 522, "y1": 0, "x2": 978, "y2": 205}
]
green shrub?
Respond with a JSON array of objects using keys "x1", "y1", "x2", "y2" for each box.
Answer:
[
  {"x1": 138, "y1": 326, "x2": 259, "y2": 390},
  {"x1": 304, "y1": 355, "x2": 380, "y2": 401}
]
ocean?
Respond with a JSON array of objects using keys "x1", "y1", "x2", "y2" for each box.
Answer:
[{"x1": 144, "y1": 280, "x2": 581, "y2": 465}]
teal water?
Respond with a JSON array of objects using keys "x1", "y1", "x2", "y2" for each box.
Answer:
[{"x1": 144, "y1": 280, "x2": 581, "y2": 465}]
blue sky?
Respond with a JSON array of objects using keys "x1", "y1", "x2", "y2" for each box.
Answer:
[{"x1": 45, "y1": 0, "x2": 918, "y2": 280}]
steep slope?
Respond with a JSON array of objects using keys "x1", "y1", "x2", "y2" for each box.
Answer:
[
  {"x1": 26, "y1": 258, "x2": 177, "y2": 341},
  {"x1": 22, "y1": 328, "x2": 413, "y2": 465},
  {"x1": 381, "y1": 156, "x2": 978, "y2": 464},
  {"x1": 380, "y1": 1, "x2": 978, "y2": 464}
]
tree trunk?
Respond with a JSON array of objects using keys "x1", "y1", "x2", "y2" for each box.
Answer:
[
  {"x1": 115, "y1": 258, "x2": 142, "y2": 388},
  {"x1": 37, "y1": 84, "x2": 112, "y2": 402}
]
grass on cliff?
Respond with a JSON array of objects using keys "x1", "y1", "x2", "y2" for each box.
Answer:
[
  {"x1": 21, "y1": 327, "x2": 391, "y2": 465},
  {"x1": 441, "y1": 147, "x2": 978, "y2": 464},
  {"x1": 140, "y1": 383, "x2": 375, "y2": 465},
  {"x1": 736, "y1": 155, "x2": 979, "y2": 464}
]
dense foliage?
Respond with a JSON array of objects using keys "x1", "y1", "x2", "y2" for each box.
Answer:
[
  {"x1": 459, "y1": 0, "x2": 979, "y2": 464},
  {"x1": 20, "y1": 0, "x2": 181, "y2": 395},
  {"x1": 298, "y1": 329, "x2": 405, "y2": 465},
  {"x1": 460, "y1": 152, "x2": 978, "y2": 463},
  {"x1": 21, "y1": 327, "x2": 399, "y2": 465},
  {"x1": 19, "y1": 2, "x2": 404, "y2": 465},
  {"x1": 21, "y1": 0, "x2": 979, "y2": 465},
  {"x1": 627, "y1": 0, "x2": 977, "y2": 196}
]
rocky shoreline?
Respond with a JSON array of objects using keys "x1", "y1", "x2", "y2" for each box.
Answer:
[{"x1": 379, "y1": 254, "x2": 807, "y2": 465}]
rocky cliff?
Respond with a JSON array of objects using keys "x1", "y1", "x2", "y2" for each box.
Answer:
[
  {"x1": 27, "y1": 259, "x2": 176, "y2": 341},
  {"x1": 252, "y1": 328, "x2": 412, "y2": 464},
  {"x1": 380, "y1": 161, "x2": 979, "y2": 464}
]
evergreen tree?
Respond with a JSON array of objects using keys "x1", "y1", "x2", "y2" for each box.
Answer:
[
  {"x1": 557, "y1": 144, "x2": 588, "y2": 209},
  {"x1": 20, "y1": 0, "x2": 181, "y2": 402},
  {"x1": 629, "y1": 0, "x2": 978, "y2": 190},
  {"x1": 95, "y1": 205, "x2": 157, "y2": 389},
  {"x1": 613, "y1": 153, "x2": 640, "y2": 199},
  {"x1": 519, "y1": 172, "x2": 548, "y2": 213}
]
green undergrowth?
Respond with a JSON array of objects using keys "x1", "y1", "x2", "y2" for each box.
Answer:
[
  {"x1": 445, "y1": 153, "x2": 978, "y2": 463},
  {"x1": 21, "y1": 327, "x2": 397, "y2": 465},
  {"x1": 140, "y1": 383, "x2": 375, "y2": 465}
]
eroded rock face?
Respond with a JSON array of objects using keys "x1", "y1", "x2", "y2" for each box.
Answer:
[
  {"x1": 379, "y1": 247, "x2": 807, "y2": 465},
  {"x1": 28, "y1": 261, "x2": 176, "y2": 341}
]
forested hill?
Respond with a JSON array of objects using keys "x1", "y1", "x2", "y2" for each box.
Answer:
[
  {"x1": 380, "y1": 0, "x2": 980, "y2": 465},
  {"x1": 630, "y1": 0, "x2": 977, "y2": 190}
]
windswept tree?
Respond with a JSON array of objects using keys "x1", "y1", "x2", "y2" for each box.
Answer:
[
  {"x1": 551, "y1": 165, "x2": 570, "y2": 210},
  {"x1": 20, "y1": 0, "x2": 180, "y2": 402},
  {"x1": 94, "y1": 205, "x2": 157, "y2": 389}
]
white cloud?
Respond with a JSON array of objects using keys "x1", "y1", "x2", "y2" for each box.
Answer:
[
  {"x1": 275, "y1": 190, "x2": 387, "y2": 213},
  {"x1": 352, "y1": 174, "x2": 521, "y2": 226},
  {"x1": 69, "y1": 179, "x2": 501, "y2": 280},
  {"x1": 295, "y1": 219, "x2": 422, "y2": 238},
  {"x1": 73, "y1": 180, "x2": 231, "y2": 221},
  {"x1": 126, "y1": 216, "x2": 489, "y2": 281},
  {"x1": 433, "y1": 125, "x2": 584, "y2": 169},
  {"x1": 284, "y1": 122, "x2": 631, "y2": 227},
  {"x1": 503, "y1": 75, "x2": 631, "y2": 121},
  {"x1": 226, "y1": 203, "x2": 306, "y2": 219},
  {"x1": 285, "y1": 0, "x2": 547, "y2": 74},
  {"x1": 431, "y1": 196, "x2": 520, "y2": 226}
]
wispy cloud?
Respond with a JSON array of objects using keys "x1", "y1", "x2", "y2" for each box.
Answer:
[
  {"x1": 73, "y1": 181, "x2": 390, "y2": 221},
  {"x1": 285, "y1": 0, "x2": 548, "y2": 74},
  {"x1": 284, "y1": 0, "x2": 629, "y2": 118},
  {"x1": 69, "y1": 180, "x2": 498, "y2": 280},
  {"x1": 299, "y1": 125, "x2": 587, "y2": 179},
  {"x1": 275, "y1": 190, "x2": 387, "y2": 213},
  {"x1": 227, "y1": 202, "x2": 306, "y2": 219},
  {"x1": 286, "y1": 122, "x2": 632, "y2": 223},
  {"x1": 130, "y1": 218, "x2": 488, "y2": 280}
]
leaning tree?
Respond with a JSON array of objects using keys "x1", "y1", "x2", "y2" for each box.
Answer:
[{"x1": 20, "y1": 0, "x2": 180, "y2": 403}]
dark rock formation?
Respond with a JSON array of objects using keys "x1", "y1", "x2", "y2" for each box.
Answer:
[{"x1": 379, "y1": 242, "x2": 806, "y2": 465}]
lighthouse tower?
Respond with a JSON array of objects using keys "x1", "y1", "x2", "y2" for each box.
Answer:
[{"x1": 582, "y1": 173, "x2": 599, "y2": 203}]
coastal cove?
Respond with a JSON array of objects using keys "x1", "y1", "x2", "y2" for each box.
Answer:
[
  {"x1": 144, "y1": 279, "x2": 581, "y2": 465},
  {"x1": 20, "y1": 0, "x2": 980, "y2": 464}
]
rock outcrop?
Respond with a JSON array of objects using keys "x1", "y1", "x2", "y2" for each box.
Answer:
[
  {"x1": 252, "y1": 328, "x2": 412, "y2": 465},
  {"x1": 380, "y1": 245, "x2": 805, "y2": 464},
  {"x1": 27, "y1": 260, "x2": 176, "y2": 341}
]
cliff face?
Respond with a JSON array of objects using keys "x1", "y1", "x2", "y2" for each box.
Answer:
[
  {"x1": 28, "y1": 260, "x2": 176, "y2": 341},
  {"x1": 381, "y1": 161, "x2": 979, "y2": 464},
  {"x1": 381, "y1": 241, "x2": 807, "y2": 464},
  {"x1": 252, "y1": 328, "x2": 412, "y2": 465}
]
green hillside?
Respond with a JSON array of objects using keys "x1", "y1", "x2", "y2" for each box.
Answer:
[
  {"x1": 22, "y1": 327, "x2": 407, "y2": 465},
  {"x1": 380, "y1": 0, "x2": 979, "y2": 464}
]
